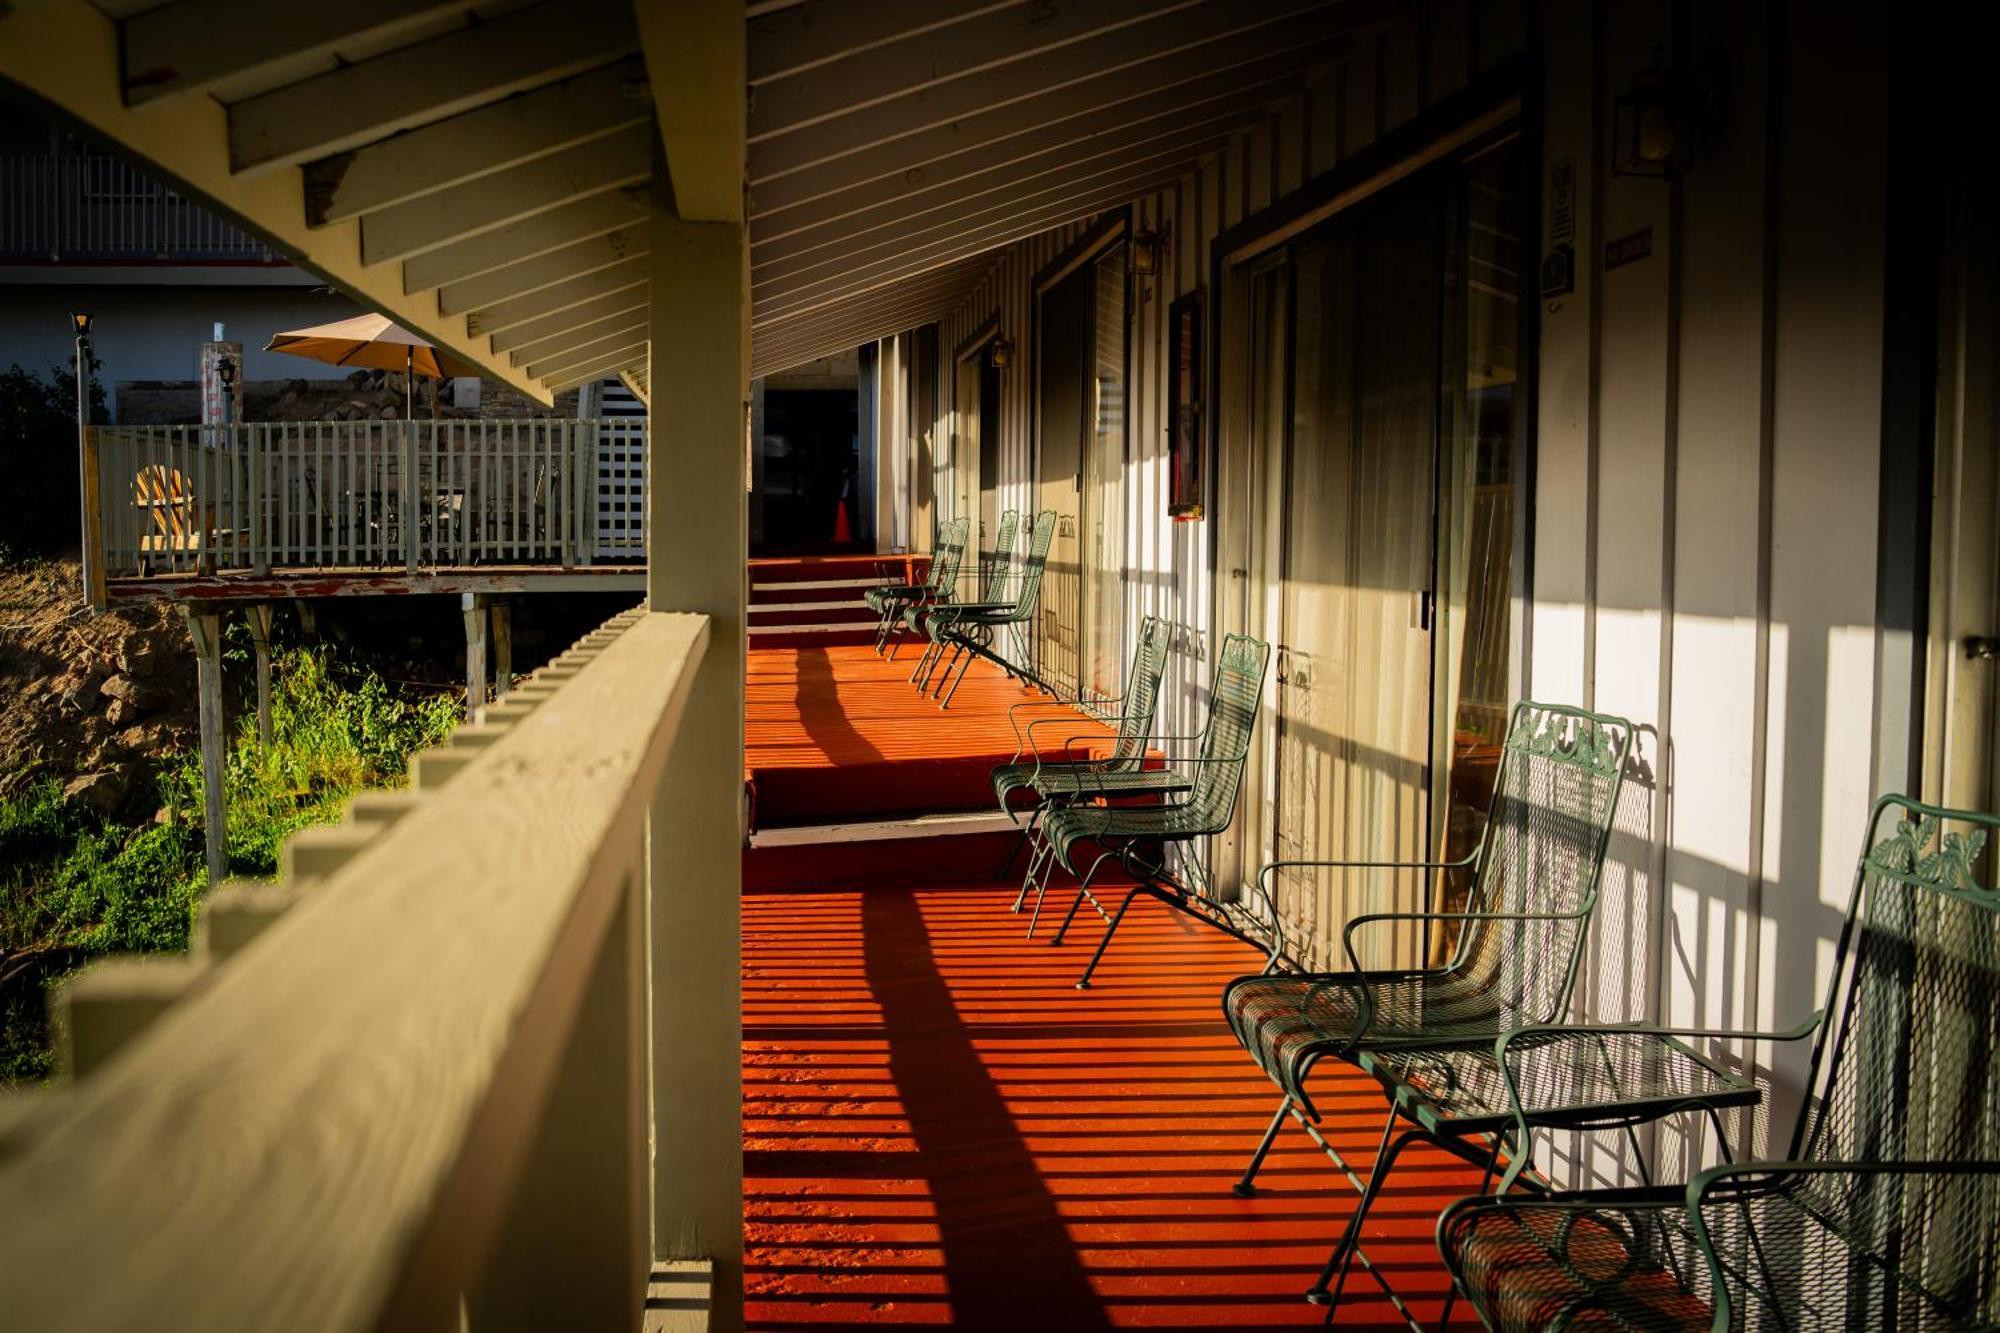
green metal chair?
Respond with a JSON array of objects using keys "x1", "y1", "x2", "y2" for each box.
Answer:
[
  {"x1": 1438, "y1": 795, "x2": 2000, "y2": 1332},
  {"x1": 1034, "y1": 631, "x2": 1272, "y2": 988},
  {"x1": 899, "y1": 507, "x2": 1019, "y2": 670},
  {"x1": 916, "y1": 508, "x2": 1057, "y2": 708},
  {"x1": 1221, "y1": 702, "x2": 1633, "y2": 1123},
  {"x1": 867, "y1": 515, "x2": 968, "y2": 655},
  {"x1": 991, "y1": 615, "x2": 1186, "y2": 911}
]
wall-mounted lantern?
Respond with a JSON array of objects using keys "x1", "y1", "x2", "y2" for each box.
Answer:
[
  {"x1": 1129, "y1": 226, "x2": 1163, "y2": 279},
  {"x1": 1612, "y1": 66, "x2": 1682, "y2": 178},
  {"x1": 989, "y1": 336, "x2": 1015, "y2": 370}
]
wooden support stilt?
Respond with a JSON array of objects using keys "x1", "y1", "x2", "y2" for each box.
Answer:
[
  {"x1": 183, "y1": 607, "x2": 227, "y2": 886},
  {"x1": 293, "y1": 598, "x2": 318, "y2": 641},
  {"x1": 491, "y1": 598, "x2": 513, "y2": 700},
  {"x1": 245, "y1": 603, "x2": 274, "y2": 751},
  {"x1": 463, "y1": 591, "x2": 489, "y2": 719}
]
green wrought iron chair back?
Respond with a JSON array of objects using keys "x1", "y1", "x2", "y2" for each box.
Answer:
[
  {"x1": 1449, "y1": 703, "x2": 1633, "y2": 1027},
  {"x1": 1001, "y1": 509, "x2": 1057, "y2": 618},
  {"x1": 1774, "y1": 797, "x2": 2000, "y2": 1324},
  {"x1": 1182, "y1": 633, "x2": 1271, "y2": 829},
  {"x1": 1104, "y1": 616, "x2": 1171, "y2": 767},
  {"x1": 926, "y1": 516, "x2": 970, "y2": 595},
  {"x1": 980, "y1": 508, "x2": 1020, "y2": 601}
]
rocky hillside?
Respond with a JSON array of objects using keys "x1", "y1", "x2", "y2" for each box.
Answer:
[{"x1": 0, "y1": 557, "x2": 199, "y2": 817}]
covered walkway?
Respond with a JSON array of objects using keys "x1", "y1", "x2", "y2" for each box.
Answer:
[{"x1": 740, "y1": 645, "x2": 1479, "y2": 1329}]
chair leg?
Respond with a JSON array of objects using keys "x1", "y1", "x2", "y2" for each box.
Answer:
[
  {"x1": 1013, "y1": 832, "x2": 1052, "y2": 914},
  {"x1": 1306, "y1": 1107, "x2": 1419, "y2": 1307},
  {"x1": 1000, "y1": 804, "x2": 1042, "y2": 881},
  {"x1": 1232, "y1": 1096, "x2": 1294, "y2": 1197},
  {"x1": 1071, "y1": 880, "x2": 1149, "y2": 988},
  {"x1": 1439, "y1": 1133, "x2": 1509, "y2": 1330},
  {"x1": 939, "y1": 646, "x2": 977, "y2": 708},
  {"x1": 1047, "y1": 849, "x2": 1117, "y2": 946}
]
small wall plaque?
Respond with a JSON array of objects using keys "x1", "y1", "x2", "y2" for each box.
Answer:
[{"x1": 1604, "y1": 228, "x2": 1654, "y2": 271}]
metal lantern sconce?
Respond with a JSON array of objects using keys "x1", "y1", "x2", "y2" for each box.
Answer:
[
  {"x1": 1612, "y1": 66, "x2": 1683, "y2": 178},
  {"x1": 1130, "y1": 227, "x2": 1162, "y2": 279},
  {"x1": 989, "y1": 336, "x2": 1015, "y2": 370}
]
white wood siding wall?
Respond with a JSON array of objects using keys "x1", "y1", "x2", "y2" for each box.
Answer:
[{"x1": 900, "y1": 0, "x2": 1904, "y2": 1190}]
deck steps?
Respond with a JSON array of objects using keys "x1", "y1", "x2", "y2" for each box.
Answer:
[{"x1": 746, "y1": 553, "x2": 927, "y2": 647}]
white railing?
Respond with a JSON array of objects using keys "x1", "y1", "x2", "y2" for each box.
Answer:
[
  {"x1": 0, "y1": 608, "x2": 709, "y2": 1330},
  {"x1": 0, "y1": 152, "x2": 281, "y2": 262},
  {"x1": 88, "y1": 418, "x2": 648, "y2": 579}
]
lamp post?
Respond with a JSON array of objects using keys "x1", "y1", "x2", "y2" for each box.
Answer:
[{"x1": 71, "y1": 312, "x2": 95, "y2": 610}]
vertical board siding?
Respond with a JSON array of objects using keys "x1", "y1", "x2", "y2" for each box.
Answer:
[{"x1": 904, "y1": 1, "x2": 1900, "y2": 1202}]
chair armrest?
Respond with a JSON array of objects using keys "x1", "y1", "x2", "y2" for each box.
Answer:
[{"x1": 1340, "y1": 908, "x2": 1581, "y2": 981}]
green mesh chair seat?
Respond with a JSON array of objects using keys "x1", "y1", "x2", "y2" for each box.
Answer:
[
  {"x1": 992, "y1": 763, "x2": 1192, "y2": 806},
  {"x1": 1225, "y1": 972, "x2": 1507, "y2": 1113},
  {"x1": 1440, "y1": 799, "x2": 2000, "y2": 1331},
  {"x1": 1220, "y1": 702, "x2": 1633, "y2": 1120}
]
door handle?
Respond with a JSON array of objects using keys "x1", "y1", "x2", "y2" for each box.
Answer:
[{"x1": 1966, "y1": 636, "x2": 2000, "y2": 661}]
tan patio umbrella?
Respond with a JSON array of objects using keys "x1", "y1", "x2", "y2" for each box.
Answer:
[{"x1": 265, "y1": 313, "x2": 479, "y2": 418}]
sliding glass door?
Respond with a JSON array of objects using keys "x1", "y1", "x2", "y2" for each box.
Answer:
[{"x1": 1226, "y1": 133, "x2": 1528, "y2": 972}]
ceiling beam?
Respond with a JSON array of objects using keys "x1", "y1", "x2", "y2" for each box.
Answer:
[
  {"x1": 463, "y1": 257, "x2": 651, "y2": 336},
  {"x1": 751, "y1": 100, "x2": 1280, "y2": 265},
  {"x1": 636, "y1": 0, "x2": 744, "y2": 222},
  {"x1": 526, "y1": 332, "x2": 649, "y2": 381},
  {"x1": 507, "y1": 311, "x2": 649, "y2": 368},
  {"x1": 407, "y1": 193, "x2": 649, "y2": 295},
  {"x1": 749, "y1": 1, "x2": 1019, "y2": 85},
  {"x1": 753, "y1": 263, "x2": 995, "y2": 346},
  {"x1": 0, "y1": 0, "x2": 553, "y2": 402},
  {"x1": 228, "y1": 0, "x2": 636, "y2": 175},
  {"x1": 438, "y1": 226, "x2": 650, "y2": 316},
  {"x1": 490, "y1": 289, "x2": 651, "y2": 355},
  {"x1": 752, "y1": 137, "x2": 1223, "y2": 293},
  {"x1": 748, "y1": 0, "x2": 1350, "y2": 183},
  {"x1": 548, "y1": 346, "x2": 651, "y2": 392},
  {"x1": 749, "y1": 47, "x2": 1333, "y2": 239},
  {"x1": 749, "y1": 0, "x2": 1199, "y2": 140},
  {"x1": 752, "y1": 162, "x2": 1192, "y2": 322},
  {"x1": 755, "y1": 295, "x2": 970, "y2": 363},
  {"x1": 303, "y1": 58, "x2": 650, "y2": 226},
  {"x1": 122, "y1": 0, "x2": 478, "y2": 106},
  {"x1": 361, "y1": 123, "x2": 650, "y2": 265}
]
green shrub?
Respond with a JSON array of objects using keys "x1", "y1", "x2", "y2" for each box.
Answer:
[{"x1": 0, "y1": 646, "x2": 457, "y2": 1080}]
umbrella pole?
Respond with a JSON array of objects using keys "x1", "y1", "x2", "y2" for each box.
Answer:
[{"x1": 405, "y1": 346, "x2": 414, "y2": 421}]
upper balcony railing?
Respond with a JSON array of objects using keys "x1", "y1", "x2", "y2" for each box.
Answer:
[
  {"x1": 87, "y1": 417, "x2": 649, "y2": 582},
  {"x1": 0, "y1": 152, "x2": 282, "y2": 263},
  {"x1": 0, "y1": 607, "x2": 707, "y2": 1330}
]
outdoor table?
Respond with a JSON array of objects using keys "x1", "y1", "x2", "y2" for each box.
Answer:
[{"x1": 1300, "y1": 1025, "x2": 1762, "y2": 1325}]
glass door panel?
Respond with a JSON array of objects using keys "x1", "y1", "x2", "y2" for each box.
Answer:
[{"x1": 1083, "y1": 242, "x2": 1129, "y2": 700}]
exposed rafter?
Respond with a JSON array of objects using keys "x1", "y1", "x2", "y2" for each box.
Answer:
[
  {"x1": 463, "y1": 257, "x2": 650, "y2": 337},
  {"x1": 302, "y1": 58, "x2": 650, "y2": 226},
  {"x1": 406, "y1": 194, "x2": 650, "y2": 295},
  {"x1": 122, "y1": 0, "x2": 480, "y2": 107},
  {"x1": 360, "y1": 123, "x2": 650, "y2": 266},
  {"x1": 228, "y1": 0, "x2": 636, "y2": 175},
  {"x1": 437, "y1": 227, "x2": 651, "y2": 316},
  {"x1": 507, "y1": 311, "x2": 649, "y2": 369}
]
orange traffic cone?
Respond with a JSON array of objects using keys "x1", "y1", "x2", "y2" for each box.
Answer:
[{"x1": 832, "y1": 495, "x2": 852, "y2": 544}]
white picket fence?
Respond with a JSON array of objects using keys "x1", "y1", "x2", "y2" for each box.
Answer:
[{"x1": 89, "y1": 418, "x2": 647, "y2": 577}]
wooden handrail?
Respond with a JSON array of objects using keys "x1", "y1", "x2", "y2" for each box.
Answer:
[{"x1": 0, "y1": 608, "x2": 709, "y2": 1332}]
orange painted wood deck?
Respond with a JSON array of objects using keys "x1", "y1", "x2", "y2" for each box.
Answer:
[
  {"x1": 744, "y1": 643, "x2": 1112, "y2": 828},
  {"x1": 743, "y1": 881, "x2": 1480, "y2": 1330}
]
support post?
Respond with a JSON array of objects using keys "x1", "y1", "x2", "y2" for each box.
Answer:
[
  {"x1": 183, "y1": 608, "x2": 227, "y2": 886},
  {"x1": 245, "y1": 603, "x2": 274, "y2": 751},
  {"x1": 293, "y1": 598, "x2": 317, "y2": 641},
  {"x1": 491, "y1": 598, "x2": 513, "y2": 700},
  {"x1": 638, "y1": 12, "x2": 747, "y2": 1314},
  {"x1": 462, "y1": 592, "x2": 488, "y2": 719}
]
